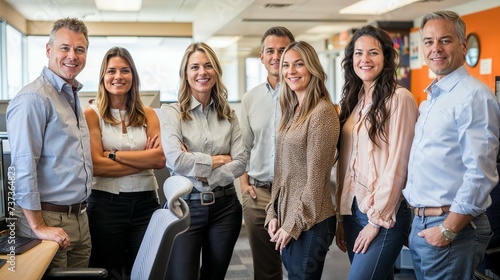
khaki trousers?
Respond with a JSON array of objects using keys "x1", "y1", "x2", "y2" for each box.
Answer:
[
  {"x1": 242, "y1": 186, "x2": 282, "y2": 280},
  {"x1": 14, "y1": 205, "x2": 91, "y2": 268}
]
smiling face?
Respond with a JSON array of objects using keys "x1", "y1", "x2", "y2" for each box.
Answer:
[
  {"x1": 353, "y1": 35, "x2": 384, "y2": 88},
  {"x1": 281, "y1": 49, "x2": 311, "y2": 97},
  {"x1": 186, "y1": 51, "x2": 216, "y2": 100},
  {"x1": 260, "y1": 35, "x2": 292, "y2": 85},
  {"x1": 421, "y1": 19, "x2": 467, "y2": 80},
  {"x1": 104, "y1": 56, "x2": 133, "y2": 98},
  {"x1": 46, "y1": 27, "x2": 87, "y2": 86}
]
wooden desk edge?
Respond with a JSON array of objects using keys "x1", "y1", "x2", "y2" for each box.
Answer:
[{"x1": 0, "y1": 240, "x2": 59, "y2": 280}]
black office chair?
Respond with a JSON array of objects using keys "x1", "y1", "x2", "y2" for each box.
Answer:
[{"x1": 43, "y1": 175, "x2": 193, "y2": 279}]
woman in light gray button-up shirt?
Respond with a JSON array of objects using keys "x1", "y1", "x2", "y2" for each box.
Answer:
[{"x1": 160, "y1": 42, "x2": 246, "y2": 280}]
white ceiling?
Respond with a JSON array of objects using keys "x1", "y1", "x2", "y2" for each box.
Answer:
[{"x1": 4, "y1": 0, "x2": 497, "y2": 54}]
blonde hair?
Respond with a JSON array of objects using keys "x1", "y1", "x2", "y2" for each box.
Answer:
[
  {"x1": 279, "y1": 41, "x2": 332, "y2": 132},
  {"x1": 96, "y1": 47, "x2": 147, "y2": 126},
  {"x1": 177, "y1": 42, "x2": 233, "y2": 121}
]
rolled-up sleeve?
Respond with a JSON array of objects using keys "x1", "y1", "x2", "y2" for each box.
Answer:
[
  {"x1": 452, "y1": 92, "x2": 500, "y2": 216},
  {"x1": 7, "y1": 93, "x2": 49, "y2": 210},
  {"x1": 369, "y1": 89, "x2": 418, "y2": 227}
]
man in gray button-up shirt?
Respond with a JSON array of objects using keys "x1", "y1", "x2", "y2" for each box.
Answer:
[{"x1": 7, "y1": 18, "x2": 93, "y2": 268}]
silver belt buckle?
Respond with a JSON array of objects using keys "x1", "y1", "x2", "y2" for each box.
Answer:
[{"x1": 200, "y1": 191, "x2": 215, "y2": 205}]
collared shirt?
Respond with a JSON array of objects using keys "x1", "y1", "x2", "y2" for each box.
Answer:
[
  {"x1": 240, "y1": 82, "x2": 280, "y2": 183},
  {"x1": 160, "y1": 96, "x2": 246, "y2": 192},
  {"x1": 7, "y1": 67, "x2": 93, "y2": 210},
  {"x1": 403, "y1": 66, "x2": 500, "y2": 217},
  {"x1": 337, "y1": 88, "x2": 418, "y2": 228}
]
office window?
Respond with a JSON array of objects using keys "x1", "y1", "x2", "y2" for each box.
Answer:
[
  {"x1": 5, "y1": 24, "x2": 24, "y2": 100},
  {"x1": 0, "y1": 20, "x2": 4, "y2": 99},
  {"x1": 245, "y1": 57, "x2": 266, "y2": 92},
  {"x1": 27, "y1": 36, "x2": 192, "y2": 102}
]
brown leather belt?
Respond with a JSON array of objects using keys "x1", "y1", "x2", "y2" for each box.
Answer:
[
  {"x1": 41, "y1": 202, "x2": 87, "y2": 215},
  {"x1": 413, "y1": 206, "x2": 451, "y2": 217}
]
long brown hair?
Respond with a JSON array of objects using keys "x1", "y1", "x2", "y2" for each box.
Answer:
[
  {"x1": 177, "y1": 42, "x2": 233, "y2": 121},
  {"x1": 96, "y1": 47, "x2": 147, "y2": 126},
  {"x1": 278, "y1": 41, "x2": 333, "y2": 132},
  {"x1": 339, "y1": 25, "x2": 399, "y2": 145}
]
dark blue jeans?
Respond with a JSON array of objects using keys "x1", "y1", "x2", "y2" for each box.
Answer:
[
  {"x1": 344, "y1": 199, "x2": 411, "y2": 280},
  {"x1": 281, "y1": 215, "x2": 336, "y2": 280},
  {"x1": 87, "y1": 190, "x2": 160, "y2": 280},
  {"x1": 165, "y1": 193, "x2": 242, "y2": 280}
]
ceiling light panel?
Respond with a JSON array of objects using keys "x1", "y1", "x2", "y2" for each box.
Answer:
[
  {"x1": 340, "y1": 0, "x2": 420, "y2": 15},
  {"x1": 95, "y1": 0, "x2": 142, "y2": 12}
]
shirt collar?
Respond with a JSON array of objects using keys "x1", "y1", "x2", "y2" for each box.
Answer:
[
  {"x1": 189, "y1": 95, "x2": 214, "y2": 111},
  {"x1": 425, "y1": 65, "x2": 468, "y2": 98},
  {"x1": 41, "y1": 66, "x2": 83, "y2": 95},
  {"x1": 265, "y1": 81, "x2": 281, "y2": 97}
]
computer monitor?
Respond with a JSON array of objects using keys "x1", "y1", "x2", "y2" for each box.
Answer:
[
  {"x1": 77, "y1": 91, "x2": 97, "y2": 110},
  {"x1": 0, "y1": 133, "x2": 8, "y2": 232},
  {"x1": 0, "y1": 100, "x2": 10, "y2": 132},
  {"x1": 496, "y1": 76, "x2": 500, "y2": 102},
  {"x1": 140, "y1": 91, "x2": 161, "y2": 108}
]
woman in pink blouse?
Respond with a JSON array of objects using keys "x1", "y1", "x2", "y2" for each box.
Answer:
[{"x1": 335, "y1": 25, "x2": 418, "y2": 280}]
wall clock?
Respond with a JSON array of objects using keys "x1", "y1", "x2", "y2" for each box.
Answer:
[{"x1": 465, "y1": 33, "x2": 480, "y2": 67}]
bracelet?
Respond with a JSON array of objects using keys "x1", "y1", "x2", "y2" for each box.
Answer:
[{"x1": 368, "y1": 220, "x2": 380, "y2": 228}]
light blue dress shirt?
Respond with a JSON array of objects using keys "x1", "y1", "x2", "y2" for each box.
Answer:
[
  {"x1": 240, "y1": 82, "x2": 280, "y2": 183},
  {"x1": 403, "y1": 66, "x2": 500, "y2": 216},
  {"x1": 7, "y1": 67, "x2": 93, "y2": 210},
  {"x1": 160, "y1": 96, "x2": 246, "y2": 192}
]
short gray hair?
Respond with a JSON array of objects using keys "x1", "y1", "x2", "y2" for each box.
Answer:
[
  {"x1": 420, "y1": 10, "x2": 466, "y2": 42},
  {"x1": 48, "y1": 17, "x2": 89, "y2": 48}
]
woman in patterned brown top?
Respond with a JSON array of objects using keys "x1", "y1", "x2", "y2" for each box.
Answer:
[{"x1": 265, "y1": 41, "x2": 340, "y2": 279}]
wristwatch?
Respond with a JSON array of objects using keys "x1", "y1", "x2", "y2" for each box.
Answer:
[
  {"x1": 439, "y1": 223, "x2": 457, "y2": 242},
  {"x1": 108, "y1": 150, "x2": 117, "y2": 161}
]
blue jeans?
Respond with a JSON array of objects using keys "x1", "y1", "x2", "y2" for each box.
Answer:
[
  {"x1": 281, "y1": 215, "x2": 336, "y2": 280},
  {"x1": 409, "y1": 212, "x2": 492, "y2": 280},
  {"x1": 344, "y1": 199, "x2": 411, "y2": 280}
]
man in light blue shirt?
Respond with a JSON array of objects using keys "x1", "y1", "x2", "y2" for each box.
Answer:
[
  {"x1": 403, "y1": 11, "x2": 500, "y2": 279},
  {"x1": 239, "y1": 26, "x2": 294, "y2": 280},
  {"x1": 7, "y1": 18, "x2": 93, "y2": 268}
]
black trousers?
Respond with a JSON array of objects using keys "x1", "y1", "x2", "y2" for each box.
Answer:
[
  {"x1": 87, "y1": 190, "x2": 160, "y2": 280},
  {"x1": 166, "y1": 193, "x2": 242, "y2": 280}
]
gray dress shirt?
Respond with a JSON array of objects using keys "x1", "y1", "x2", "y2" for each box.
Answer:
[
  {"x1": 7, "y1": 67, "x2": 93, "y2": 210},
  {"x1": 160, "y1": 96, "x2": 246, "y2": 192}
]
